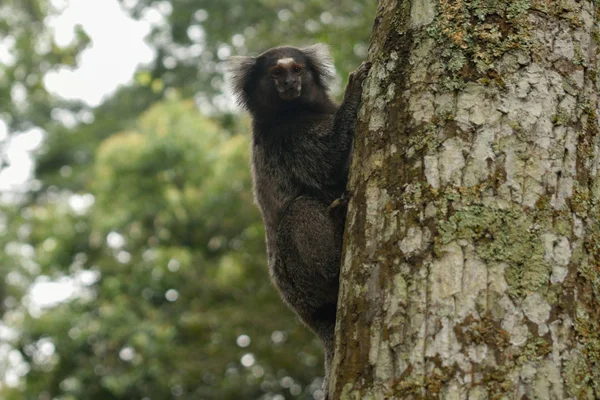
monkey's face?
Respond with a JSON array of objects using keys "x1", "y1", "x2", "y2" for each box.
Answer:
[
  {"x1": 228, "y1": 44, "x2": 333, "y2": 112},
  {"x1": 269, "y1": 58, "x2": 304, "y2": 100}
]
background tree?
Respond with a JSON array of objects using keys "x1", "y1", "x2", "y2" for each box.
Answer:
[
  {"x1": 331, "y1": 0, "x2": 600, "y2": 398},
  {"x1": 0, "y1": 1, "x2": 376, "y2": 399}
]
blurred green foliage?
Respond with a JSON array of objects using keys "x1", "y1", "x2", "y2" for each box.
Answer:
[
  {"x1": 0, "y1": 0, "x2": 90, "y2": 131},
  {"x1": 0, "y1": 0, "x2": 376, "y2": 399}
]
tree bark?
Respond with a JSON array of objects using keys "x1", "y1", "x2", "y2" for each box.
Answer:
[{"x1": 330, "y1": 0, "x2": 600, "y2": 399}]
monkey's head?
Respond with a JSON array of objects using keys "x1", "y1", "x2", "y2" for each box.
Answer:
[{"x1": 227, "y1": 44, "x2": 334, "y2": 113}]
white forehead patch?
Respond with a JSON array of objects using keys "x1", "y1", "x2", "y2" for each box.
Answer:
[{"x1": 277, "y1": 57, "x2": 295, "y2": 67}]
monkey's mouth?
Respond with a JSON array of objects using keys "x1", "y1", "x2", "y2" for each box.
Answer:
[{"x1": 278, "y1": 88, "x2": 301, "y2": 100}]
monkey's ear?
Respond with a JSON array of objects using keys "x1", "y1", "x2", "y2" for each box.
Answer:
[
  {"x1": 226, "y1": 56, "x2": 256, "y2": 104},
  {"x1": 301, "y1": 43, "x2": 335, "y2": 85}
]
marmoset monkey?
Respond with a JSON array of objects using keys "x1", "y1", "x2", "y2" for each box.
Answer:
[{"x1": 228, "y1": 44, "x2": 370, "y2": 398}]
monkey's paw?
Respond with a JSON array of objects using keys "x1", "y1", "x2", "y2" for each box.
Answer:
[
  {"x1": 327, "y1": 191, "x2": 351, "y2": 218},
  {"x1": 348, "y1": 61, "x2": 371, "y2": 88}
]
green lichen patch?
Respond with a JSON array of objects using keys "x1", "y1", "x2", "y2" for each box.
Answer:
[
  {"x1": 476, "y1": 332, "x2": 552, "y2": 399},
  {"x1": 424, "y1": 363, "x2": 459, "y2": 397},
  {"x1": 572, "y1": 301, "x2": 600, "y2": 398},
  {"x1": 437, "y1": 202, "x2": 550, "y2": 296},
  {"x1": 390, "y1": 364, "x2": 458, "y2": 400},
  {"x1": 571, "y1": 183, "x2": 591, "y2": 217},
  {"x1": 519, "y1": 337, "x2": 552, "y2": 361},
  {"x1": 408, "y1": 122, "x2": 443, "y2": 153},
  {"x1": 573, "y1": 103, "x2": 600, "y2": 396},
  {"x1": 427, "y1": 0, "x2": 533, "y2": 89},
  {"x1": 454, "y1": 314, "x2": 513, "y2": 397},
  {"x1": 454, "y1": 314, "x2": 510, "y2": 350},
  {"x1": 564, "y1": 350, "x2": 596, "y2": 399},
  {"x1": 393, "y1": 375, "x2": 427, "y2": 399},
  {"x1": 481, "y1": 365, "x2": 514, "y2": 400},
  {"x1": 576, "y1": 105, "x2": 600, "y2": 185},
  {"x1": 573, "y1": 198, "x2": 600, "y2": 398}
]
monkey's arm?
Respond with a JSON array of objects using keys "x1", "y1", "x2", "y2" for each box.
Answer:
[
  {"x1": 287, "y1": 62, "x2": 371, "y2": 191},
  {"x1": 330, "y1": 61, "x2": 371, "y2": 146}
]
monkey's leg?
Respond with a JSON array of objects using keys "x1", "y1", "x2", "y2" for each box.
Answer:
[{"x1": 273, "y1": 197, "x2": 344, "y2": 397}]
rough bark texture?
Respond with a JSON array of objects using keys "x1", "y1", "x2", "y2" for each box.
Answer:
[{"x1": 330, "y1": 0, "x2": 600, "y2": 399}]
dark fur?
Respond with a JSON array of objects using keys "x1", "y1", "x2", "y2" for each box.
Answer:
[{"x1": 228, "y1": 44, "x2": 370, "y2": 397}]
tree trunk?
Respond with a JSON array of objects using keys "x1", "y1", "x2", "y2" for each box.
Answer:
[{"x1": 330, "y1": 0, "x2": 600, "y2": 399}]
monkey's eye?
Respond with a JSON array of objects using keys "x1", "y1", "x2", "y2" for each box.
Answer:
[
  {"x1": 293, "y1": 66, "x2": 303, "y2": 75},
  {"x1": 271, "y1": 68, "x2": 282, "y2": 78}
]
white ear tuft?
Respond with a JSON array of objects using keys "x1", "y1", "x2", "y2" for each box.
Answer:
[
  {"x1": 227, "y1": 56, "x2": 256, "y2": 75},
  {"x1": 301, "y1": 43, "x2": 335, "y2": 84},
  {"x1": 302, "y1": 44, "x2": 332, "y2": 62},
  {"x1": 226, "y1": 56, "x2": 256, "y2": 107}
]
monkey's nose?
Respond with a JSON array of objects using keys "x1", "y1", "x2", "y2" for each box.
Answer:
[{"x1": 283, "y1": 78, "x2": 297, "y2": 88}]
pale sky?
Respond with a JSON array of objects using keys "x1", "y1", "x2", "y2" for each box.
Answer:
[
  {"x1": 0, "y1": 0, "x2": 156, "y2": 194},
  {"x1": 44, "y1": 0, "x2": 155, "y2": 107}
]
